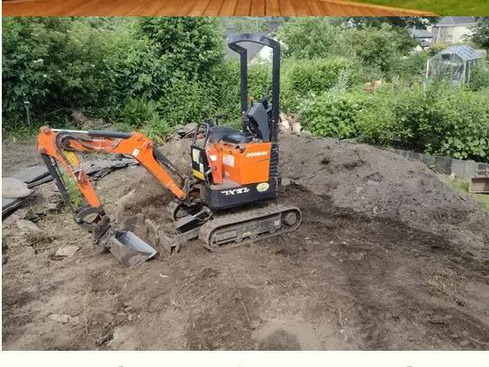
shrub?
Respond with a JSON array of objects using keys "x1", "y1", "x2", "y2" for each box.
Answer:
[
  {"x1": 277, "y1": 18, "x2": 341, "y2": 60},
  {"x1": 355, "y1": 86, "x2": 399, "y2": 145},
  {"x1": 340, "y1": 25, "x2": 417, "y2": 78},
  {"x1": 298, "y1": 89, "x2": 367, "y2": 139},
  {"x1": 156, "y1": 75, "x2": 216, "y2": 126},
  {"x1": 137, "y1": 17, "x2": 224, "y2": 80},
  {"x1": 428, "y1": 84, "x2": 489, "y2": 160},
  {"x1": 396, "y1": 51, "x2": 430, "y2": 84},
  {"x1": 469, "y1": 64, "x2": 489, "y2": 91},
  {"x1": 278, "y1": 19, "x2": 417, "y2": 82},
  {"x1": 122, "y1": 97, "x2": 160, "y2": 128},
  {"x1": 2, "y1": 17, "x2": 227, "y2": 135},
  {"x1": 281, "y1": 58, "x2": 358, "y2": 112},
  {"x1": 357, "y1": 82, "x2": 489, "y2": 162},
  {"x1": 143, "y1": 117, "x2": 173, "y2": 144}
]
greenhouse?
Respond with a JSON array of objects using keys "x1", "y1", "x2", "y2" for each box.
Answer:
[{"x1": 426, "y1": 45, "x2": 487, "y2": 84}]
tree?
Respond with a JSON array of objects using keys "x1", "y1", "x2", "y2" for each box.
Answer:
[
  {"x1": 471, "y1": 17, "x2": 489, "y2": 49},
  {"x1": 277, "y1": 18, "x2": 342, "y2": 59},
  {"x1": 346, "y1": 17, "x2": 437, "y2": 30},
  {"x1": 137, "y1": 17, "x2": 224, "y2": 80},
  {"x1": 277, "y1": 18, "x2": 417, "y2": 79}
]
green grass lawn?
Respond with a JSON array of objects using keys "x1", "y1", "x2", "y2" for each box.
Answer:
[
  {"x1": 351, "y1": 0, "x2": 489, "y2": 15},
  {"x1": 450, "y1": 177, "x2": 489, "y2": 213}
]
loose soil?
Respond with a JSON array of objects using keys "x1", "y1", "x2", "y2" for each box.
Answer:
[{"x1": 2, "y1": 134, "x2": 489, "y2": 350}]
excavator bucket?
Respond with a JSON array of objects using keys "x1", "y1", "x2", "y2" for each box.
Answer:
[{"x1": 108, "y1": 230, "x2": 157, "y2": 268}]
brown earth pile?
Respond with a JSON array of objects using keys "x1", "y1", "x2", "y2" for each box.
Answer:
[
  {"x1": 2, "y1": 133, "x2": 489, "y2": 351},
  {"x1": 279, "y1": 134, "x2": 488, "y2": 257}
]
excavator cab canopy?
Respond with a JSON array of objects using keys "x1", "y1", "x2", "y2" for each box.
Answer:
[{"x1": 227, "y1": 34, "x2": 281, "y2": 143}]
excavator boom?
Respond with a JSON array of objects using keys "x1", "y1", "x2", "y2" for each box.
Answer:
[{"x1": 38, "y1": 127, "x2": 186, "y2": 205}]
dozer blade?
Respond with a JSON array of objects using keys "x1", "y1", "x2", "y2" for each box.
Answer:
[
  {"x1": 108, "y1": 230, "x2": 157, "y2": 268},
  {"x1": 144, "y1": 218, "x2": 201, "y2": 258}
]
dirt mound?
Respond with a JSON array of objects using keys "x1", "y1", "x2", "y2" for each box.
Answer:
[
  {"x1": 152, "y1": 133, "x2": 488, "y2": 257},
  {"x1": 3, "y1": 133, "x2": 489, "y2": 351},
  {"x1": 278, "y1": 134, "x2": 489, "y2": 256}
]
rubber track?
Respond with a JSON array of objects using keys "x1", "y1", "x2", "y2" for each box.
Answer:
[{"x1": 198, "y1": 203, "x2": 302, "y2": 251}]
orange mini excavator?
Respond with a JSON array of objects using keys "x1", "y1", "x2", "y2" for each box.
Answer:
[{"x1": 37, "y1": 34, "x2": 302, "y2": 267}]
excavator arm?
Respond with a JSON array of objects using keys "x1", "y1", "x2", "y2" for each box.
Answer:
[
  {"x1": 37, "y1": 127, "x2": 190, "y2": 266},
  {"x1": 38, "y1": 127, "x2": 186, "y2": 207}
]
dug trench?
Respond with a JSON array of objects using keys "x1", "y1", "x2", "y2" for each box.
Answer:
[{"x1": 2, "y1": 133, "x2": 489, "y2": 350}]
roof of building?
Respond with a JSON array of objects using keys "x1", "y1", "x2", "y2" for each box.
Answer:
[
  {"x1": 439, "y1": 45, "x2": 486, "y2": 61},
  {"x1": 409, "y1": 28, "x2": 433, "y2": 39},
  {"x1": 434, "y1": 16, "x2": 477, "y2": 27}
]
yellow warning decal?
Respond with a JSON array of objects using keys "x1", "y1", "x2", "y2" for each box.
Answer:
[
  {"x1": 63, "y1": 151, "x2": 80, "y2": 167},
  {"x1": 192, "y1": 169, "x2": 205, "y2": 180}
]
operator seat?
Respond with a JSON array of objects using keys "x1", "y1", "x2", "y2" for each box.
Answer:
[
  {"x1": 208, "y1": 98, "x2": 271, "y2": 144},
  {"x1": 208, "y1": 126, "x2": 254, "y2": 144}
]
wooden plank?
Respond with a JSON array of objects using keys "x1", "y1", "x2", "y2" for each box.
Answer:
[
  {"x1": 2, "y1": 0, "x2": 436, "y2": 16},
  {"x1": 234, "y1": 0, "x2": 251, "y2": 15},
  {"x1": 266, "y1": 0, "x2": 281, "y2": 16},
  {"x1": 179, "y1": 0, "x2": 199, "y2": 15},
  {"x1": 219, "y1": 0, "x2": 238, "y2": 15},
  {"x1": 132, "y1": 0, "x2": 182, "y2": 16},
  {"x1": 2, "y1": 0, "x2": 63, "y2": 16},
  {"x1": 187, "y1": 0, "x2": 211, "y2": 15},
  {"x1": 250, "y1": 0, "x2": 266, "y2": 16},
  {"x1": 23, "y1": 0, "x2": 83, "y2": 16},
  {"x1": 203, "y1": 0, "x2": 224, "y2": 15},
  {"x1": 291, "y1": 0, "x2": 311, "y2": 15},
  {"x1": 307, "y1": 0, "x2": 324, "y2": 15},
  {"x1": 279, "y1": 0, "x2": 296, "y2": 15},
  {"x1": 317, "y1": 0, "x2": 436, "y2": 15},
  {"x1": 319, "y1": 0, "x2": 363, "y2": 15},
  {"x1": 64, "y1": 0, "x2": 140, "y2": 16},
  {"x1": 318, "y1": 1, "x2": 344, "y2": 15},
  {"x1": 57, "y1": 0, "x2": 118, "y2": 16}
]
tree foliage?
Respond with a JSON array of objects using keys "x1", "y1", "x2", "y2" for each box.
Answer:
[
  {"x1": 3, "y1": 17, "x2": 489, "y2": 162},
  {"x1": 277, "y1": 18, "x2": 417, "y2": 80},
  {"x1": 346, "y1": 16, "x2": 436, "y2": 30},
  {"x1": 2, "y1": 17, "x2": 227, "y2": 140},
  {"x1": 471, "y1": 17, "x2": 489, "y2": 49}
]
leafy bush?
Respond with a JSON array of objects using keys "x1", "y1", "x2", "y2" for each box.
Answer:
[
  {"x1": 428, "y1": 84, "x2": 489, "y2": 160},
  {"x1": 301, "y1": 82, "x2": 489, "y2": 162},
  {"x1": 277, "y1": 18, "x2": 342, "y2": 60},
  {"x1": 471, "y1": 18, "x2": 489, "y2": 49},
  {"x1": 278, "y1": 18, "x2": 417, "y2": 82},
  {"x1": 396, "y1": 52, "x2": 430, "y2": 83},
  {"x1": 356, "y1": 82, "x2": 489, "y2": 161},
  {"x1": 298, "y1": 89, "x2": 368, "y2": 139},
  {"x1": 469, "y1": 64, "x2": 489, "y2": 91},
  {"x1": 122, "y1": 97, "x2": 160, "y2": 128},
  {"x1": 2, "y1": 17, "x2": 226, "y2": 138},
  {"x1": 281, "y1": 58, "x2": 358, "y2": 112},
  {"x1": 4, "y1": 17, "x2": 488, "y2": 164},
  {"x1": 355, "y1": 86, "x2": 399, "y2": 145},
  {"x1": 137, "y1": 17, "x2": 224, "y2": 80},
  {"x1": 143, "y1": 117, "x2": 173, "y2": 144}
]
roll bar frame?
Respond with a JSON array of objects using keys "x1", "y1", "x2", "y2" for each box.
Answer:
[{"x1": 227, "y1": 34, "x2": 281, "y2": 143}]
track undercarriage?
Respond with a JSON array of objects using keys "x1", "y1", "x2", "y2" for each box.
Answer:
[{"x1": 150, "y1": 200, "x2": 302, "y2": 256}]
